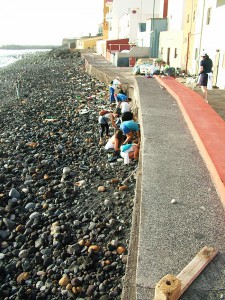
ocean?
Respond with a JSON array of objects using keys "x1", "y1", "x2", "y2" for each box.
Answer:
[{"x1": 0, "y1": 49, "x2": 50, "y2": 68}]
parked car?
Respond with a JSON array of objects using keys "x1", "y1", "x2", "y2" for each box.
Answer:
[
  {"x1": 132, "y1": 58, "x2": 154, "y2": 75},
  {"x1": 139, "y1": 63, "x2": 152, "y2": 75}
]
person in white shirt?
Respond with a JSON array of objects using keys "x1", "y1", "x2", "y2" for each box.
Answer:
[
  {"x1": 112, "y1": 77, "x2": 122, "y2": 102},
  {"x1": 149, "y1": 61, "x2": 159, "y2": 75},
  {"x1": 112, "y1": 76, "x2": 121, "y2": 90},
  {"x1": 121, "y1": 99, "x2": 131, "y2": 114},
  {"x1": 116, "y1": 97, "x2": 132, "y2": 125}
]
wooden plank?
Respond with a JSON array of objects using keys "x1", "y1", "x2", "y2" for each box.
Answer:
[
  {"x1": 177, "y1": 246, "x2": 218, "y2": 295},
  {"x1": 154, "y1": 246, "x2": 218, "y2": 300}
]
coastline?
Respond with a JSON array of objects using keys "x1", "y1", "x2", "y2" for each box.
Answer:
[
  {"x1": 0, "y1": 49, "x2": 51, "y2": 69},
  {"x1": 0, "y1": 49, "x2": 136, "y2": 299}
]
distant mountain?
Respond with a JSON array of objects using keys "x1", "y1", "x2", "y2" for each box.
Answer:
[{"x1": 0, "y1": 45, "x2": 61, "y2": 50}]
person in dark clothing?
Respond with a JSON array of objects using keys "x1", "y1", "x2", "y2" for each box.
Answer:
[
  {"x1": 98, "y1": 112, "x2": 118, "y2": 145},
  {"x1": 122, "y1": 111, "x2": 133, "y2": 121},
  {"x1": 199, "y1": 51, "x2": 213, "y2": 102}
]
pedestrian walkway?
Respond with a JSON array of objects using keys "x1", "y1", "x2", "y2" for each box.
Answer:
[
  {"x1": 83, "y1": 52, "x2": 225, "y2": 300},
  {"x1": 176, "y1": 77, "x2": 225, "y2": 121},
  {"x1": 134, "y1": 76, "x2": 225, "y2": 300}
]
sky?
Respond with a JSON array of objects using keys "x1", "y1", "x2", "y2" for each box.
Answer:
[{"x1": 0, "y1": 0, "x2": 104, "y2": 46}]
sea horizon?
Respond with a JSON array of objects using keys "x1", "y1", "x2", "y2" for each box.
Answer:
[{"x1": 0, "y1": 48, "x2": 52, "y2": 68}]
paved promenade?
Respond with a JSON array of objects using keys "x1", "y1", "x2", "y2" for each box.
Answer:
[{"x1": 83, "y1": 53, "x2": 225, "y2": 300}]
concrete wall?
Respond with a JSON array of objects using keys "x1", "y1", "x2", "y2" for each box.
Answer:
[
  {"x1": 115, "y1": 47, "x2": 150, "y2": 67},
  {"x1": 128, "y1": 47, "x2": 150, "y2": 57}
]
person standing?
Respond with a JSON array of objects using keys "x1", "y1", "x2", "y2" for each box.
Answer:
[
  {"x1": 198, "y1": 51, "x2": 213, "y2": 103},
  {"x1": 112, "y1": 77, "x2": 122, "y2": 102},
  {"x1": 108, "y1": 81, "x2": 115, "y2": 103},
  {"x1": 112, "y1": 76, "x2": 121, "y2": 90}
]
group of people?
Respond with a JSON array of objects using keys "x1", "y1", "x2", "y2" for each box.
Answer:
[
  {"x1": 96, "y1": 52, "x2": 212, "y2": 164},
  {"x1": 98, "y1": 77, "x2": 140, "y2": 164}
]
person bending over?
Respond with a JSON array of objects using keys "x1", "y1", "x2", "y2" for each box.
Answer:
[
  {"x1": 120, "y1": 98, "x2": 132, "y2": 114},
  {"x1": 120, "y1": 119, "x2": 140, "y2": 145},
  {"x1": 98, "y1": 112, "x2": 118, "y2": 144},
  {"x1": 120, "y1": 143, "x2": 140, "y2": 164},
  {"x1": 105, "y1": 129, "x2": 125, "y2": 162}
]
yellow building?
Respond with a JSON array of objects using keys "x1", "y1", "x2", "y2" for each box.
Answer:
[
  {"x1": 103, "y1": 0, "x2": 110, "y2": 39},
  {"x1": 76, "y1": 36, "x2": 104, "y2": 50},
  {"x1": 183, "y1": 0, "x2": 198, "y2": 74}
]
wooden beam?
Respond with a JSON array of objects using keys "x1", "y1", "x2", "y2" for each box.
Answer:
[
  {"x1": 154, "y1": 246, "x2": 218, "y2": 300},
  {"x1": 177, "y1": 246, "x2": 218, "y2": 294}
]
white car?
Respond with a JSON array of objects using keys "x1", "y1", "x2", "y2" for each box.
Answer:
[
  {"x1": 139, "y1": 63, "x2": 152, "y2": 75},
  {"x1": 132, "y1": 58, "x2": 154, "y2": 75}
]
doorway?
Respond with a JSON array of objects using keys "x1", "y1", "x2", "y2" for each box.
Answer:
[{"x1": 167, "y1": 48, "x2": 170, "y2": 65}]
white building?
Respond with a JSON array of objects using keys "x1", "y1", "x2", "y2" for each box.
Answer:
[
  {"x1": 159, "y1": 0, "x2": 225, "y2": 88},
  {"x1": 107, "y1": 0, "x2": 165, "y2": 43},
  {"x1": 159, "y1": 0, "x2": 187, "y2": 70},
  {"x1": 194, "y1": 0, "x2": 225, "y2": 88}
]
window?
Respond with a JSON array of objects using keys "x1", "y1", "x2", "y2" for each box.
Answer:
[
  {"x1": 174, "y1": 48, "x2": 178, "y2": 58},
  {"x1": 161, "y1": 47, "x2": 163, "y2": 54},
  {"x1": 193, "y1": 10, "x2": 196, "y2": 21},
  {"x1": 206, "y1": 7, "x2": 212, "y2": 25},
  {"x1": 139, "y1": 23, "x2": 146, "y2": 32}
]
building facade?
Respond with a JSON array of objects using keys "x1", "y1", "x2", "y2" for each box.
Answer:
[
  {"x1": 159, "y1": 0, "x2": 225, "y2": 88},
  {"x1": 97, "y1": 0, "x2": 225, "y2": 88}
]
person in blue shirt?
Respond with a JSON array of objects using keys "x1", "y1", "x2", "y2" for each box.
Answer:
[
  {"x1": 120, "y1": 120, "x2": 140, "y2": 145},
  {"x1": 108, "y1": 81, "x2": 115, "y2": 103},
  {"x1": 116, "y1": 93, "x2": 128, "y2": 102}
]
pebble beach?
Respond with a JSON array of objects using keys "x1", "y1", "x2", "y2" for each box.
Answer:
[{"x1": 0, "y1": 49, "x2": 137, "y2": 299}]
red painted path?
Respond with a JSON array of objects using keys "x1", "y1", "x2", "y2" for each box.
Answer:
[{"x1": 155, "y1": 76, "x2": 225, "y2": 206}]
